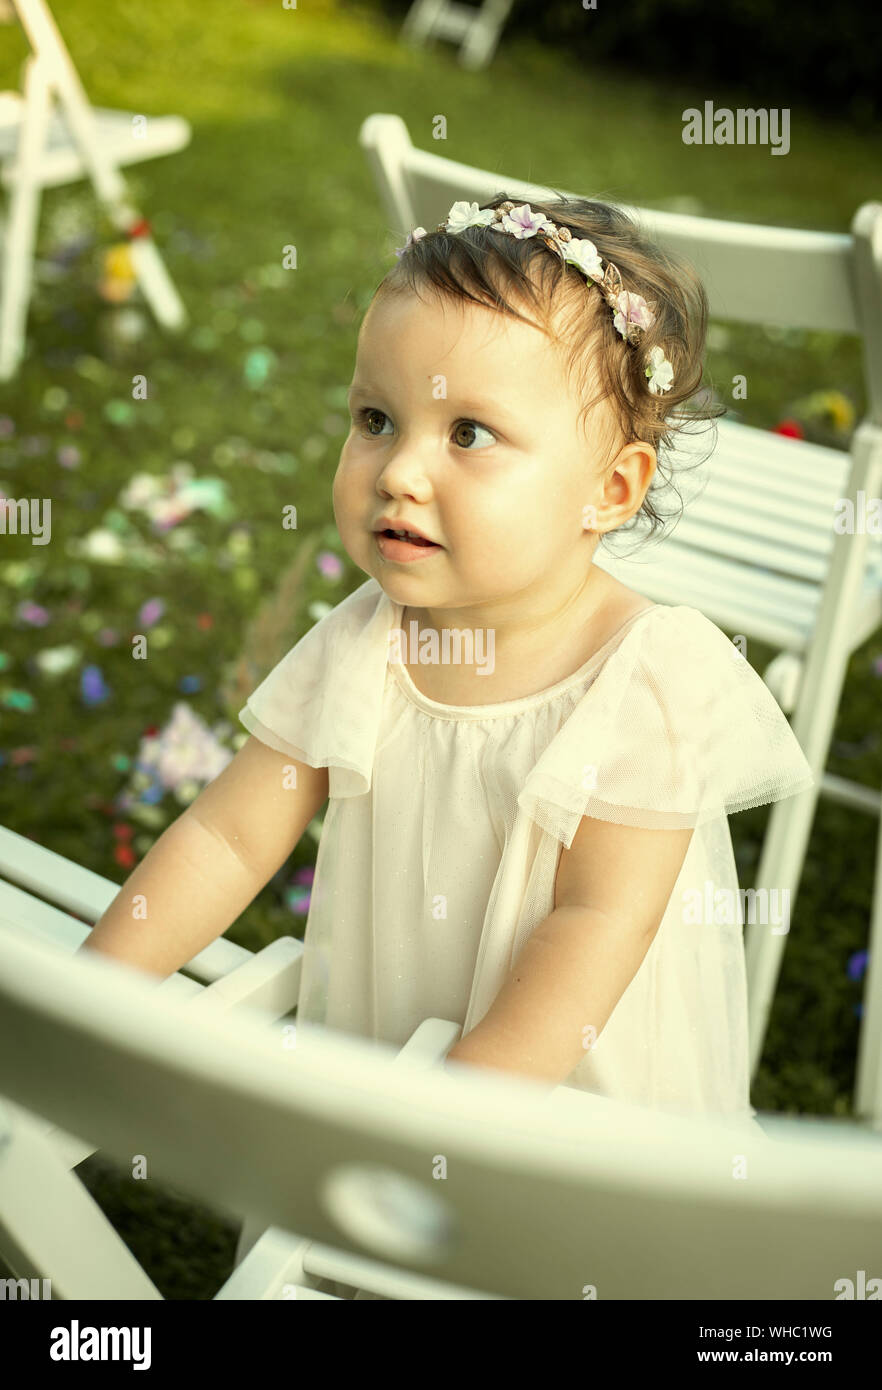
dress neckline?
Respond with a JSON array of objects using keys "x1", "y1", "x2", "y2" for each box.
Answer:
[{"x1": 388, "y1": 601, "x2": 661, "y2": 720}]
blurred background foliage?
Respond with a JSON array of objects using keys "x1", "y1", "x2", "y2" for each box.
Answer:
[{"x1": 377, "y1": 0, "x2": 882, "y2": 127}]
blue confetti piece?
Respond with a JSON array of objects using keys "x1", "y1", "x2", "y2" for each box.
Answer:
[
  {"x1": 847, "y1": 949, "x2": 869, "y2": 982},
  {"x1": 81, "y1": 664, "x2": 111, "y2": 706},
  {"x1": 178, "y1": 675, "x2": 202, "y2": 693}
]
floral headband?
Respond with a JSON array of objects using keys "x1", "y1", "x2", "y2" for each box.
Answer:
[{"x1": 396, "y1": 199, "x2": 675, "y2": 396}]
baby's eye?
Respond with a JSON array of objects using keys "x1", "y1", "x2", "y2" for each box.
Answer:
[
  {"x1": 452, "y1": 420, "x2": 496, "y2": 450},
  {"x1": 357, "y1": 407, "x2": 393, "y2": 437},
  {"x1": 354, "y1": 407, "x2": 496, "y2": 450}
]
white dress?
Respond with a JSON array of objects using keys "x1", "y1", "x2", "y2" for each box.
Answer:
[{"x1": 238, "y1": 577, "x2": 815, "y2": 1127}]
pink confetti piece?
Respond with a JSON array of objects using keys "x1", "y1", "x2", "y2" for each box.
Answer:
[
  {"x1": 18, "y1": 601, "x2": 50, "y2": 627},
  {"x1": 138, "y1": 598, "x2": 166, "y2": 627}
]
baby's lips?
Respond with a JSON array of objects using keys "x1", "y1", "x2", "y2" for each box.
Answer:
[{"x1": 376, "y1": 524, "x2": 444, "y2": 547}]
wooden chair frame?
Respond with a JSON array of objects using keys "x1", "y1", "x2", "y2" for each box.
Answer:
[
  {"x1": 1, "y1": 834, "x2": 881, "y2": 1301},
  {"x1": 0, "y1": 0, "x2": 190, "y2": 380}
]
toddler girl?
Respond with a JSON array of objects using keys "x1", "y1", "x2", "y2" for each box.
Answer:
[{"x1": 84, "y1": 194, "x2": 814, "y2": 1135}]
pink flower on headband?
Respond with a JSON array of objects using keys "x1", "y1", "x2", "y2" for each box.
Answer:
[
  {"x1": 495, "y1": 203, "x2": 555, "y2": 239},
  {"x1": 395, "y1": 226, "x2": 427, "y2": 259},
  {"x1": 612, "y1": 291, "x2": 655, "y2": 340}
]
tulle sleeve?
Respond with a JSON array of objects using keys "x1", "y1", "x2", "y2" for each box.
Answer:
[
  {"x1": 237, "y1": 578, "x2": 392, "y2": 798},
  {"x1": 518, "y1": 605, "x2": 815, "y2": 848}
]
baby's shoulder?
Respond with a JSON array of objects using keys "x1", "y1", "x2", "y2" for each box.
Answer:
[
  {"x1": 621, "y1": 602, "x2": 750, "y2": 689},
  {"x1": 615, "y1": 595, "x2": 736, "y2": 647}
]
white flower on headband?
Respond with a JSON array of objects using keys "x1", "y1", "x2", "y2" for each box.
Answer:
[
  {"x1": 612, "y1": 290, "x2": 655, "y2": 340},
  {"x1": 645, "y1": 345, "x2": 675, "y2": 395},
  {"x1": 562, "y1": 238, "x2": 605, "y2": 282},
  {"x1": 444, "y1": 201, "x2": 497, "y2": 233}
]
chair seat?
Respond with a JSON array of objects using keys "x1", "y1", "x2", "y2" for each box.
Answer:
[
  {"x1": 0, "y1": 91, "x2": 190, "y2": 188},
  {"x1": 595, "y1": 418, "x2": 882, "y2": 651}
]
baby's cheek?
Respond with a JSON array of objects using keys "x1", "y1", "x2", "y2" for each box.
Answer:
[
  {"x1": 330, "y1": 468, "x2": 353, "y2": 524},
  {"x1": 483, "y1": 526, "x2": 539, "y2": 575},
  {"x1": 330, "y1": 484, "x2": 342, "y2": 531}
]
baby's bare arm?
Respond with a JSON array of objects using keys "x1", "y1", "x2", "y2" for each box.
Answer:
[{"x1": 78, "y1": 737, "x2": 329, "y2": 981}]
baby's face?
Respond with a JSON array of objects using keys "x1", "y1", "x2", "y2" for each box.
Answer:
[{"x1": 333, "y1": 287, "x2": 614, "y2": 614}]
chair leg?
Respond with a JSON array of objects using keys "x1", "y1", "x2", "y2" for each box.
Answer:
[
  {"x1": 400, "y1": 0, "x2": 448, "y2": 47},
  {"x1": 0, "y1": 54, "x2": 51, "y2": 382},
  {"x1": 855, "y1": 801, "x2": 882, "y2": 1129},
  {"x1": 743, "y1": 772, "x2": 822, "y2": 1080},
  {"x1": 743, "y1": 626, "x2": 842, "y2": 1078},
  {"x1": 124, "y1": 231, "x2": 188, "y2": 331},
  {"x1": 13, "y1": 0, "x2": 188, "y2": 336},
  {"x1": 0, "y1": 1098, "x2": 162, "y2": 1299},
  {"x1": 744, "y1": 422, "x2": 882, "y2": 1083},
  {"x1": 459, "y1": 0, "x2": 515, "y2": 69}
]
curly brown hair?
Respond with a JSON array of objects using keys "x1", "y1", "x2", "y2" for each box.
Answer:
[{"x1": 374, "y1": 191, "x2": 723, "y2": 551}]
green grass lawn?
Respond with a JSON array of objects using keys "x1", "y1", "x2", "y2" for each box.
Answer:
[{"x1": 1, "y1": 0, "x2": 880, "y2": 1298}]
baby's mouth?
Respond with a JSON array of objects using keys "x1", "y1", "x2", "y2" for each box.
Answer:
[
  {"x1": 375, "y1": 528, "x2": 443, "y2": 560},
  {"x1": 380, "y1": 528, "x2": 438, "y2": 548}
]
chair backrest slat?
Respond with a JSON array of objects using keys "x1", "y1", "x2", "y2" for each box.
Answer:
[
  {"x1": 397, "y1": 142, "x2": 860, "y2": 332},
  {"x1": 0, "y1": 825, "x2": 116, "y2": 919},
  {"x1": 598, "y1": 540, "x2": 817, "y2": 622},
  {"x1": 2, "y1": 927, "x2": 881, "y2": 1301},
  {"x1": 700, "y1": 422, "x2": 850, "y2": 493}
]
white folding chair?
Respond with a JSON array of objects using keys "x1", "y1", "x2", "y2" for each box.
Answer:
[
  {"x1": 400, "y1": 0, "x2": 516, "y2": 70},
  {"x1": 358, "y1": 112, "x2": 882, "y2": 1125},
  {"x1": 1, "y1": 847, "x2": 882, "y2": 1301},
  {"x1": 0, "y1": 0, "x2": 190, "y2": 381}
]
